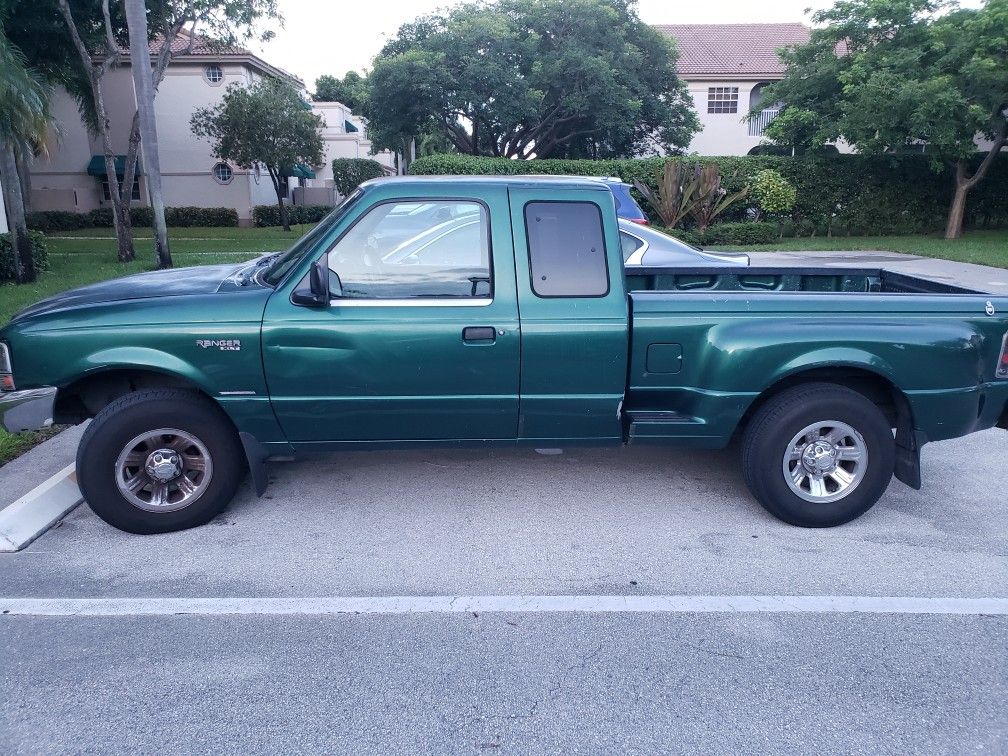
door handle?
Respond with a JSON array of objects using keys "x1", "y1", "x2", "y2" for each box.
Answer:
[{"x1": 462, "y1": 326, "x2": 496, "y2": 343}]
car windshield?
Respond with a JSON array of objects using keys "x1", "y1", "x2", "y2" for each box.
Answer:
[{"x1": 261, "y1": 190, "x2": 363, "y2": 286}]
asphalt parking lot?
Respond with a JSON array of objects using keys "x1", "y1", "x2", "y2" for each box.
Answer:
[{"x1": 2, "y1": 427, "x2": 1007, "y2": 753}]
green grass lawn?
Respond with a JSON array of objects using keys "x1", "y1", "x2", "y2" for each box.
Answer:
[
  {"x1": 720, "y1": 229, "x2": 1008, "y2": 268},
  {"x1": 1, "y1": 224, "x2": 1005, "y2": 465}
]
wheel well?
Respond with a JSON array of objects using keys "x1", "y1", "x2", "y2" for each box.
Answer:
[
  {"x1": 54, "y1": 369, "x2": 211, "y2": 424},
  {"x1": 736, "y1": 367, "x2": 910, "y2": 438}
]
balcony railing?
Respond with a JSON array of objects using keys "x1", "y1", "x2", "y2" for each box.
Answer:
[{"x1": 748, "y1": 108, "x2": 781, "y2": 137}]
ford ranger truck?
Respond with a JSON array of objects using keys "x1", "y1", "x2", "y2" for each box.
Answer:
[{"x1": 2, "y1": 176, "x2": 1007, "y2": 534}]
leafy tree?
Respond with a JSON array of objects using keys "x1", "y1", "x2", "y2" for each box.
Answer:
[
  {"x1": 364, "y1": 0, "x2": 698, "y2": 159},
  {"x1": 757, "y1": 0, "x2": 1008, "y2": 238},
  {"x1": 0, "y1": 30, "x2": 53, "y2": 282},
  {"x1": 313, "y1": 70, "x2": 367, "y2": 109},
  {"x1": 190, "y1": 76, "x2": 323, "y2": 231}
]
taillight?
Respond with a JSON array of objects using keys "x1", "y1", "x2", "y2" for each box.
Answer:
[
  {"x1": 0, "y1": 343, "x2": 12, "y2": 391},
  {"x1": 998, "y1": 333, "x2": 1008, "y2": 379},
  {"x1": 630, "y1": 218, "x2": 650, "y2": 226}
]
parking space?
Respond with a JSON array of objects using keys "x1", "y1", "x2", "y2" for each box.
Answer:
[{"x1": 2, "y1": 429, "x2": 1007, "y2": 752}]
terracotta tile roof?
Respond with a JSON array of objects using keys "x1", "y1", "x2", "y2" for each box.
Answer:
[{"x1": 654, "y1": 23, "x2": 810, "y2": 77}]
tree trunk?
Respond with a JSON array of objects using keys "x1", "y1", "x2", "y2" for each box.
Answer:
[
  {"x1": 15, "y1": 152, "x2": 32, "y2": 214},
  {"x1": 1, "y1": 142, "x2": 37, "y2": 283},
  {"x1": 945, "y1": 167, "x2": 969, "y2": 240},
  {"x1": 125, "y1": 0, "x2": 171, "y2": 269},
  {"x1": 267, "y1": 167, "x2": 289, "y2": 231}
]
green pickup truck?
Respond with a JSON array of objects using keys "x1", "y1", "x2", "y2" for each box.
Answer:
[{"x1": 2, "y1": 176, "x2": 1007, "y2": 534}]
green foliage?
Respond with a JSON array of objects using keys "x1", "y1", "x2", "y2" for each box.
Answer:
[
  {"x1": 25, "y1": 210, "x2": 89, "y2": 232},
  {"x1": 33, "y1": 206, "x2": 241, "y2": 229},
  {"x1": 411, "y1": 152, "x2": 1008, "y2": 234},
  {"x1": 190, "y1": 77, "x2": 324, "y2": 228},
  {"x1": 689, "y1": 165, "x2": 750, "y2": 232},
  {"x1": 331, "y1": 158, "x2": 386, "y2": 196},
  {"x1": 750, "y1": 169, "x2": 797, "y2": 218},
  {"x1": 633, "y1": 162, "x2": 697, "y2": 229},
  {"x1": 365, "y1": 0, "x2": 698, "y2": 158},
  {"x1": 252, "y1": 204, "x2": 332, "y2": 227},
  {"x1": 0, "y1": 230, "x2": 47, "y2": 281},
  {"x1": 163, "y1": 206, "x2": 240, "y2": 227},
  {"x1": 661, "y1": 228, "x2": 702, "y2": 246},
  {"x1": 313, "y1": 71, "x2": 367, "y2": 109},
  {"x1": 701, "y1": 222, "x2": 779, "y2": 246}
]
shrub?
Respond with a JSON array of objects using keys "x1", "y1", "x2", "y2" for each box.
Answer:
[
  {"x1": 25, "y1": 210, "x2": 89, "y2": 232},
  {"x1": 701, "y1": 222, "x2": 779, "y2": 246},
  {"x1": 749, "y1": 169, "x2": 796, "y2": 219},
  {"x1": 660, "y1": 227, "x2": 702, "y2": 246},
  {"x1": 0, "y1": 231, "x2": 49, "y2": 281},
  {"x1": 331, "y1": 158, "x2": 386, "y2": 196},
  {"x1": 252, "y1": 204, "x2": 332, "y2": 227},
  {"x1": 86, "y1": 207, "x2": 114, "y2": 227},
  {"x1": 163, "y1": 206, "x2": 240, "y2": 227},
  {"x1": 410, "y1": 152, "x2": 1008, "y2": 235}
]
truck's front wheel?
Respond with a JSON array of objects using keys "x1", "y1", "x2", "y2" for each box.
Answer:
[
  {"x1": 741, "y1": 383, "x2": 895, "y2": 527},
  {"x1": 77, "y1": 389, "x2": 245, "y2": 534}
]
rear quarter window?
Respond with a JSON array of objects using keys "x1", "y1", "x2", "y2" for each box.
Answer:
[{"x1": 524, "y1": 201, "x2": 609, "y2": 298}]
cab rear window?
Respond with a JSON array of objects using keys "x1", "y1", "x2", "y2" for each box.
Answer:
[{"x1": 524, "y1": 201, "x2": 609, "y2": 298}]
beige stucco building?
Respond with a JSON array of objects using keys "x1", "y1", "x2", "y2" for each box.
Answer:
[
  {"x1": 28, "y1": 33, "x2": 393, "y2": 223},
  {"x1": 654, "y1": 23, "x2": 853, "y2": 156}
]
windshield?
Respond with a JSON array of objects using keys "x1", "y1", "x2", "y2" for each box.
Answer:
[{"x1": 261, "y1": 189, "x2": 363, "y2": 286}]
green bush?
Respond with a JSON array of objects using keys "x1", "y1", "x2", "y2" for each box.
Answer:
[
  {"x1": 659, "y1": 227, "x2": 702, "y2": 246},
  {"x1": 86, "y1": 208, "x2": 114, "y2": 227},
  {"x1": 749, "y1": 169, "x2": 796, "y2": 217},
  {"x1": 410, "y1": 153, "x2": 1008, "y2": 235},
  {"x1": 163, "y1": 206, "x2": 240, "y2": 227},
  {"x1": 0, "y1": 230, "x2": 49, "y2": 281},
  {"x1": 331, "y1": 158, "x2": 386, "y2": 196},
  {"x1": 252, "y1": 204, "x2": 333, "y2": 227},
  {"x1": 701, "y1": 222, "x2": 779, "y2": 246},
  {"x1": 25, "y1": 210, "x2": 90, "y2": 232}
]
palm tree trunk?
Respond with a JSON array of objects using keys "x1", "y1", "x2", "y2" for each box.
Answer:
[
  {"x1": 1, "y1": 142, "x2": 36, "y2": 283},
  {"x1": 125, "y1": 0, "x2": 171, "y2": 269}
]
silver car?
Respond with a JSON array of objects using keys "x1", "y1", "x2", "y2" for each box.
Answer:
[{"x1": 619, "y1": 219, "x2": 749, "y2": 267}]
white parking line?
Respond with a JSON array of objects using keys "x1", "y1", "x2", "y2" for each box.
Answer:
[{"x1": 2, "y1": 595, "x2": 1006, "y2": 617}]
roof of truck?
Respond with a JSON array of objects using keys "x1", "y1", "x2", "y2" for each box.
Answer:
[{"x1": 359, "y1": 175, "x2": 616, "y2": 191}]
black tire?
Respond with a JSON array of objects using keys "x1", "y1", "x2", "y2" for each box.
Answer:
[
  {"x1": 77, "y1": 389, "x2": 246, "y2": 534},
  {"x1": 741, "y1": 382, "x2": 895, "y2": 527}
]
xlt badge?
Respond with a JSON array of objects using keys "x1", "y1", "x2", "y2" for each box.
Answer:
[{"x1": 197, "y1": 339, "x2": 241, "y2": 352}]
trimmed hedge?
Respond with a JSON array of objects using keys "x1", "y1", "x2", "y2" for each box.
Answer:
[
  {"x1": 252, "y1": 204, "x2": 333, "y2": 227},
  {"x1": 701, "y1": 222, "x2": 779, "y2": 245},
  {"x1": 26, "y1": 206, "x2": 240, "y2": 231},
  {"x1": 331, "y1": 158, "x2": 386, "y2": 196},
  {"x1": 24, "y1": 210, "x2": 89, "y2": 232},
  {"x1": 0, "y1": 230, "x2": 49, "y2": 281},
  {"x1": 410, "y1": 153, "x2": 1008, "y2": 235}
]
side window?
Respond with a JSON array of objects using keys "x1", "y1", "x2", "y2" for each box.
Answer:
[
  {"x1": 620, "y1": 231, "x2": 644, "y2": 262},
  {"x1": 327, "y1": 200, "x2": 491, "y2": 299},
  {"x1": 525, "y1": 201, "x2": 609, "y2": 297}
]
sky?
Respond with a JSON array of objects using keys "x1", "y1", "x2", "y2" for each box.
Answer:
[{"x1": 252, "y1": 0, "x2": 840, "y2": 89}]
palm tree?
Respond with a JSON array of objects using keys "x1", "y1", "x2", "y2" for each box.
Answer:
[{"x1": 0, "y1": 31, "x2": 53, "y2": 283}]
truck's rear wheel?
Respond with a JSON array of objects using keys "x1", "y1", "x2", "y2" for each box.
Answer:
[
  {"x1": 741, "y1": 383, "x2": 895, "y2": 527},
  {"x1": 77, "y1": 389, "x2": 245, "y2": 534}
]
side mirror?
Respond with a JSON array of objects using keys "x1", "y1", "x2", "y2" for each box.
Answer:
[{"x1": 291, "y1": 258, "x2": 333, "y2": 307}]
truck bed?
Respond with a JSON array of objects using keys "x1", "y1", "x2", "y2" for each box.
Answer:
[{"x1": 624, "y1": 266, "x2": 982, "y2": 295}]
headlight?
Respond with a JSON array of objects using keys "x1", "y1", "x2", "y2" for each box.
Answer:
[{"x1": 0, "y1": 342, "x2": 14, "y2": 391}]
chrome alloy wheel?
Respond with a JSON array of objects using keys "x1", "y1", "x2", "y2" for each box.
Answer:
[
  {"x1": 782, "y1": 420, "x2": 867, "y2": 504},
  {"x1": 114, "y1": 428, "x2": 213, "y2": 513}
]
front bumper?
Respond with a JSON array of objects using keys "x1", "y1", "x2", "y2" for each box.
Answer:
[{"x1": 0, "y1": 387, "x2": 57, "y2": 433}]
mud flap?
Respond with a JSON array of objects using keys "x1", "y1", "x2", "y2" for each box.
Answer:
[{"x1": 239, "y1": 431, "x2": 269, "y2": 497}]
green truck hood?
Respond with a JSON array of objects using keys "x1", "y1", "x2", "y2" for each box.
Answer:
[{"x1": 10, "y1": 261, "x2": 268, "y2": 323}]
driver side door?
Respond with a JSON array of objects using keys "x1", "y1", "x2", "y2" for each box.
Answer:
[{"x1": 261, "y1": 192, "x2": 521, "y2": 445}]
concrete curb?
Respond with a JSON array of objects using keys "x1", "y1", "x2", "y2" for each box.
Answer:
[{"x1": 0, "y1": 463, "x2": 82, "y2": 552}]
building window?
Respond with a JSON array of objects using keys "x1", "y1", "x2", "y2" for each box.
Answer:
[
  {"x1": 212, "y1": 162, "x2": 234, "y2": 184},
  {"x1": 204, "y1": 64, "x2": 224, "y2": 84},
  {"x1": 707, "y1": 86, "x2": 739, "y2": 114},
  {"x1": 101, "y1": 177, "x2": 141, "y2": 202}
]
